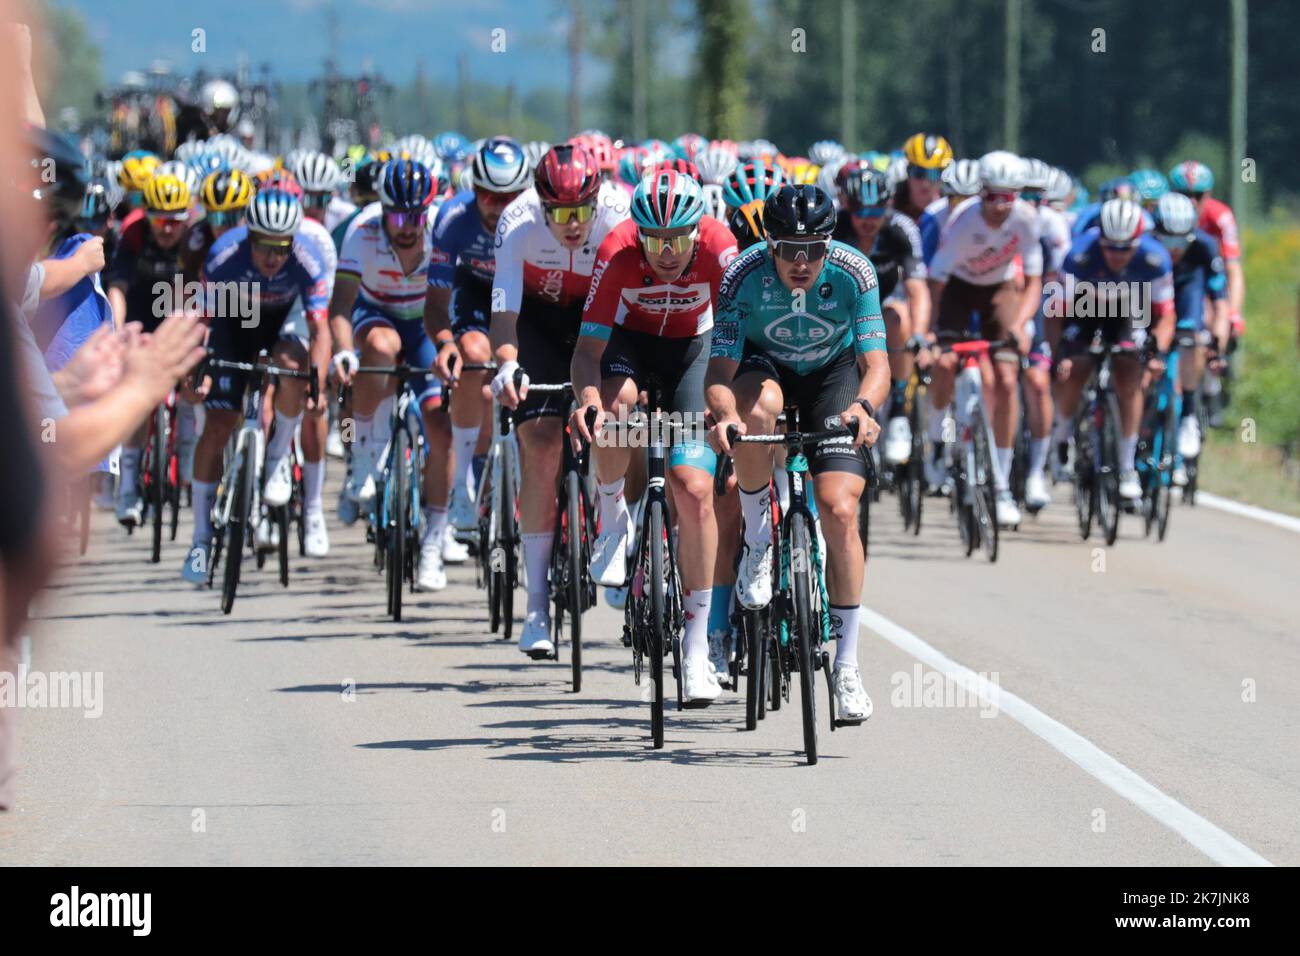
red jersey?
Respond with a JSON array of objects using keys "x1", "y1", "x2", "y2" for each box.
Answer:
[
  {"x1": 580, "y1": 216, "x2": 738, "y2": 340},
  {"x1": 1198, "y1": 196, "x2": 1240, "y2": 260}
]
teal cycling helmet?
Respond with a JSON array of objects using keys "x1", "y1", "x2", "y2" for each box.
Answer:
[
  {"x1": 1129, "y1": 168, "x2": 1169, "y2": 203},
  {"x1": 631, "y1": 168, "x2": 705, "y2": 229},
  {"x1": 1169, "y1": 160, "x2": 1214, "y2": 194},
  {"x1": 721, "y1": 160, "x2": 786, "y2": 209}
]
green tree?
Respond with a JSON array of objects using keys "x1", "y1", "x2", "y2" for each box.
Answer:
[
  {"x1": 28, "y1": 0, "x2": 102, "y2": 126},
  {"x1": 693, "y1": 0, "x2": 751, "y2": 139}
]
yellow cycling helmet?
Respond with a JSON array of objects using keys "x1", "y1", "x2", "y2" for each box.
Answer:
[
  {"x1": 902, "y1": 133, "x2": 954, "y2": 170},
  {"x1": 118, "y1": 152, "x2": 161, "y2": 192},
  {"x1": 201, "y1": 168, "x2": 254, "y2": 212},
  {"x1": 143, "y1": 172, "x2": 191, "y2": 213}
]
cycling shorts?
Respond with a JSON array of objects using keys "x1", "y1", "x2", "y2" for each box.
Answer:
[
  {"x1": 352, "y1": 305, "x2": 442, "y2": 406},
  {"x1": 515, "y1": 297, "x2": 583, "y2": 426},
  {"x1": 450, "y1": 274, "x2": 492, "y2": 338}
]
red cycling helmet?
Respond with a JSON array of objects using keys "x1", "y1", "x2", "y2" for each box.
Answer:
[
  {"x1": 653, "y1": 157, "x2": 702, "y2": 183},
  {"x1": 258, "y1": 167, "x2": 304, "y2": 199},
  {"x1": 538, "y1": 143, "x2": 601, "y2": 205}
]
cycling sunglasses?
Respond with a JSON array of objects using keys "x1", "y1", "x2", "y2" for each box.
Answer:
[
  {"x1": 251, "y1": 236, "x2": 293, "y2": 255},
  {"x1": 475, "y1": 187, "x2": 522, "y2": 209},
  {"x1": 147, "y1": 211, "x2": 188, "y2": 227},
  {"x1": 545, "y1": 202, "x2": 596, "y2": 225},
  {"x1": 768, "y1": 237, "x2": 830, "y2": 262},
  {"x1": 383, "y1": 209, "x2": 427, "y2": 231},
  {"x1": 303, "y1": 192, "x2": 332, "y2": 209},
  {"x1": 908, "y1": 164, "x2": 944, "y2": 182},
  {"x1": 851, "y1": 205, "x2": 888, "y2": 219},
  {"x1": 1020, "y1": 188, "x2": 1044, "y2": 204},
  {"x1": 1156, "y1": 232, "x2": 1192, "y2": 252},
  {"x1": 981, "y1": 189, "x2": 1017, "y2": 204},
  {"x1": 206, "y1": 210, "x2": 245, "y2": 229},
  {"x1": 1099, "y1": 238, "x2": 1138, "y2": 252},
  {"x1": 639, "y1": 228, "x2": 698, "y2": 255}
]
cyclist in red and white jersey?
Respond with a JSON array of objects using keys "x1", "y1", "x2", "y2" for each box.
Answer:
[
  {"x1": 1170, "y1": 161, "x2": 1243, "y2": 336},
  {"x1": 487, "y1": 144, "x2": 630, "y2": 656}
]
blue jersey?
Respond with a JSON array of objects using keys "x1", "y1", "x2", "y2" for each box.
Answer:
[
  {"x1": 1071, "y1": 203, "x2": 1156, "y2": 238},
  {"x1": 1171, "y1": 229, "x2": 1227, "y2": 328},
  {"x1": 1056, "y1": 230, "x2": 1174, "y2": 322},
  {"x1": 918, "y1": 210, "x2": 940, "y2": 265},
  {"x1": 428, "y1": 190, "x2": 496, "y2": 288},
  {"x1": 203, "y1": 224, "x2": 334, "y2": 322}
]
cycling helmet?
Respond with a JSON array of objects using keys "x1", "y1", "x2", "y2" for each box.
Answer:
[
  {"x1": 173, "y1": 139, "x2": 202, "y2": 164},
  {"x1": 695, "y1": 144, "x2": 739, "y2": 186},
  {"x1": 1020, "y1": 158, "x2": 1052, "y2": 192},
  {"x1": 77, "y1": 179, "x2": 114, "y2": 226},
  {"x1": 816, "y1": 159, "x2": 847, "y2": 199},
  {"x1": 785, "y1": 158, "x2": 820, "y2": 185},
  {"x1": 142, "y1": 173, "x2": 191, "y2": 213},
  {"x1": 433, "y1": 131, "x2": 471, "y2": 163},
  {"x1": 860, "y1": 150, "x2": 891, "y2": 173},
  {"x1": 641, "y1": 138, "x2": 674, "y2": 164},
  {"x1": 763, "y1": 184, "x2": 836, "y2": 239},
  {"x1": 617, "y1": 146, "x2": 652, "y2": 186},
  {"x1": 245, "y1": 188, "x2": 302, "y2": 238},
  {"x1": 1043, "y1": 166, "x2": 1072, "y2": 204},
  {"x1": 902, "y1": 133, "x2": 953, "y2": 170},
  {"x1": 808, "y1": 139, "x2": 847, "y2": 168},
  {"x1": 1098, "y1": 198, "x2": 1145, "y2": 245},
  {"x1": 840, "y1": 165, "x2": 893, "y2": 209},
  {"x1": 942, "y1": 158, "x2": 981, "y2": 197},
  {"x1": 522, "y1": 140, "x2": 551, "y2": 171},
  {"x1": 118, "y1": 151, "x2": 160, "y2": 191},
  {"x1": 201, "y1": 168, "x2": 254, "y2": 212},
  {"x1": 722, "y1": 160, "x2": 786, "y2": 208},
  {"x1": 292, "y1": 151, "x2": 342, "y2": 193},
  {"x1": 701, "y1": 182, "x2": 728, "y2": 222},
  {"x1": 885, "y1": 155, "x2": 909, "y2": 188},
  {"x1": 1130, "y1": 168, "x2": 1169, "y2": 203},
  {"x1": 1169, "y1": 160, "x2": 1214, "y2": 194},
  {"x1": 1098, "y1": 177, "x2": 1135, "y2": 202},
  {"x1": 378, "y1": 159, "x2": 436, "y2": 211},
  {"x1": 654, "y1": 157, "x2": 701, "y2": 182},
  {"x1": 156, "y1": 160, "x2": 200, "y2": 198},
  {"x1": 584, "y1": 133, "x2": 617, "y2": 175},
  {"x1": 978, "y1": 150, "x2": 1024, "y2": 190},
  {"x1": 26, "y1": 125, "x2": 91, "y2": 220},
  {"x1": 200, "y1": 79, "x2": 240, "y2": 119},
  {"x1": 188, "y1": 150, "x2": 229, "y2": 180},
  {"x1": 673, "y1": 132, "x2": 707, "y2": 161},
  {"x1": 728, "y1": 199, "x2": 767, "y2": 248},
  {"x1": 256, "y1": 167, "x2": 304, "y2": 198},
  {"x1": 535, "y1": 143, "x2": 602, "y2": 205},
  {"x1": 631, "y1": 168, "x2": 705, "y2": 230},
  {"x1": 1155, "y1": 192, "x2": 1198, "y2": 237},
  {"x1": 471, "y1": 137, "x2": 530, "y2": 193}
]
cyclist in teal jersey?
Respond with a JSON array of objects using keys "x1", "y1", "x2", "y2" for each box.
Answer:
[{"x1": 706, "y1": 185, "x2": 889, "y2": 723}]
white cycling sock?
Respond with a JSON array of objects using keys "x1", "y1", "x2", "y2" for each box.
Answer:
[
  {"x1": 374, "y1": 395, "x2": 395, "y2": 429},
  {"x1": 739, "y1": 483, "x2": 772, "y2": 548},
  {"x1": 995, "y1": 446, "x2": 1013, "y2": 491},
  {"x1": 191, "y1": 480, "x2": 215, "y2": 546},
  {"x1": 1028, "y1": 436, "x2": 1051, "y2": 477},
  {"x1": 522, "y1": 531, "x2": 552, "y2": 616},
  {"x1": 1121, "y1": 435, "x2": 1138, "y2": 473},
  {"x1": 423, "y1": 505, "x2": 448, "y2": 548},
  {"x1": 929, "y1": 403, "x2": 949, "y2": 444},
  {"x1": 303, "y1": 460, "x2": 325, "y2": 515},
  {"x1": 682, "y1": 588, "x2": 712, "y2": 663},
  {"x1": 1052, "y1": 415, "x2": 1072, "y2": 446},
  {"x1": 452, "y1": 425, "x2": 479, "y2": 495},
  {"x1": 597, "y1": 477, "x2": 629, "y2": 534},
  {"x1": 832, "y1": 604, "x2": 861, "y2": 668},
  {"x1": 268, "y1": 409, "x2": 301, "y2": 461}
]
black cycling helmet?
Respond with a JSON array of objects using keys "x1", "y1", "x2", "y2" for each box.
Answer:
[
  {"x1": 763, "y1": 184, "x2": 836, "y2": 240},
  {"x1": 838, "y1": 164, "x2": 893, "y2": 209},
  {"x1": 728, "y1": 200, "x2": 767, "y2": 248},
  {"x1": 26, "y1": 124, "x2": 91, "y2": 224}
]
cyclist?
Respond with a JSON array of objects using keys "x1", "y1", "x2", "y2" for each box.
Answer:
[
  {"x1": 1050, "y1": 198, "x2": 1175, "y2": 504},
  {"x1": 833, "y1": 162, "x2": 929, "y2": 466},
  {"x1": 1152, "y1": 191, "x2": 1229, "y2": 486},
  {"x1": 894, "y1": 133, "x2": 953, "y2": 263},
  {"x1": 331, "y1": 153, "x2": 382, "y2": 252},
  {"x1": 182, "y1": 169, "x2": 254, "y2": 283},
  {"x1": 292, "y1": 150, "x2": 356, "y2": 234},
  {"x1": 426, "y1": 136, "x2": 531, "y2": 535},
  {"x1": 332, "y1": 158, "x2": 461, "y2": 588},
  {"x1": 487, "y1": 143, "x2": 629, "y2": 656},
  {"x1": 926, "y1": 151, "x2": 1043, "y2": 527},
  {"x1": 116, "y1": 150, "x2": 160, "y2": 211},
  {"x1": 706, "y1": 184, "x2": 888, "y2": 723},
  {"x1": 104, "y1": 172, "x2": 193, "y2": 527},
  {"x1": 931, "y1": 158, "x2": 981, "y2": 233},
  {"x1": 183, "y1": 189, "x2": 336, "y2": 580},
  {"x1": 1071, "y1": 177, "x2": 1154, "y2": 237},
  {"x1": 1129, "y1": 168, "x2": 1168, "y2": 214},
  {"x1": 569, "y1": 168, "x2": 739, "y2": 701}
]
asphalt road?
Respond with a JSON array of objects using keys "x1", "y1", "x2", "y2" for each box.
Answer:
[{"x1": 2, "y1": 472, "x2": 1295, "y2": 865}]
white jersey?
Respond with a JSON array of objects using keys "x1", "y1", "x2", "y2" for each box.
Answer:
[
  {"x1": 280, "y1": 217, "x2": 337, "y2": 342},
  {"x1": 492, "y1": 181, "x2": 630, "y2": 313},
  {"x1": 324, "y1": 195, "x2": 358, "y2": 235},
  {"x1": 337, "y1": 203, "x2": 434, "y2": 321},
  {"x1": 1036, "y1": 204, "x2": 1072, "y2": 276},
  {"x1": 929, "y1": 198, "x2": 1043, "y2": 286}
]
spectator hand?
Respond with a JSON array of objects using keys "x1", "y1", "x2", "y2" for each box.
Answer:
[
  {"x1": 56, "y1": 322, "x2": 126, "y2": 405},
  {"x1": 123, "y1": 313, "x2": 206, "y2": 406}
]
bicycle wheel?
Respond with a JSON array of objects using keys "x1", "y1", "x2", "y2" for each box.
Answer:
[
  {"x1": 647, "y1": 500, "x2": 668, "y2": 749},
  {"x1": 387, "y1": 427, "x2": 409, "y2": 622},
  {"x1": 906, "y1": 391, "x2": 926, "y2": 535},
  {"x1": 276, "y1": 504, "x2": 290, "y2": 587},
  {"x1": 500, "y1": 445, "x2": 518, "y2": 643},
  {"x1": 1098, "y1": 392, "x2": 1122, "y2": 547},
  {"x1": 790, "y1": 513, "x2": 819, "y2": 765},
  {"x1": 294, "y1": 459, "x2": 306, "y2": 557},
  {"x1": 1072, "y1": 408, "x2": 1095, "y2": 540},
  {"x1": 768, "y1": 634, "x2": 783, "y2": 713},
  {"x1": 566, "y1": 469, "x2": 584, "y2": 692},
  {"x1": 221, "y1": 447, "x2": 256, "y2": 615},
  {"x1": 1156, "y1": 400, "x2": 1176, "y2": 541},
  {"x1": 743, "y1": 609, "x2": 766, "y2": 730},
  {"x1": 149, "y1": 403, "x2": 166, "y2": 563},
  {"x1": 970, "y1": 407, "x2": 999, "y2": 562}
]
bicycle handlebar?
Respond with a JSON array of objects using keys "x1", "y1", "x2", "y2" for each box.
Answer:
[
  {"x1": 200, "y1": 354, "x2": 318, "y2": 403},
  {"x1": 713, "y1": 418, "x2": 875, "y2": 496}
]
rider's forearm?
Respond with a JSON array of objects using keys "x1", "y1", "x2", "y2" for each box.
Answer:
[
  {"x1": 906, "y1": 277, "x2": 930, "y2": 336},
  {"x1": 570, "y1": 341, "x2": 603, "y2": 407},
  {"x1": 1212, "y1": 299, "x2": 1230, "y2": 352},
  {"x1": 858, "y1": 352, "x2": 891, "y2": 412},
  {"x1": 1014, "y1": 276, "x2": 1042, "y2": 331},
  {"x1": 108, "y1": 286, "x2": 127, "y2": 331},
  {"x1": 1227, "y1": 260, "x2": 1244, "y2": 320},
  {"x1": 423, "y1": 286, "x2": 452, "y2": 343},
  {"x1": 704, "y1": 358, "x2": 740, "y2": 424},
  {"x1": 489, "y1": 309, "x2": 519, "y2": 364}
]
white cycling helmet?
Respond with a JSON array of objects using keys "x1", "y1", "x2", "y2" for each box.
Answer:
[
  {"x1": 816, "y1": 159, "x2": 846, "y2": 199},
  {"x1": 808, "y1": 139, "x2": 847, "y2": 167},
  {"x1": 173, "y1": 139, "x2": 202, "y2": 164},
  {"x1": 200, "y1": 79, "x2": 240, "y2": 119},
  {"x1": 1044, "y1": 166, "x2": 1073, "y2": 204},
  {"x1": 694, "y1": 145, "x2": 739, "y2": 186},
  {"x1": 1098, "y1": 198, "x2": 1145, "y2": 245},
  {"x1": 246, "y1": 188, "x2": 303, "y2": 238},
  {"x1": 701, "y1": 182, "x2": 728, "y2": 222},
  {"x1": 1021, "y1": 157, "x2": 1052, "y2": 191},
  {"x1": 471, "y1": 136, "x2": 530, "y2": 193},
  {"x1": 942, "y1": 158, "x2": 981, "y2": 197},
  {"x1": 522, "y1": 140, "x2": 551, "y2": 172},
  {"x1": 292, "y1": 151, "x2": 342, "y2": 193},
  {"x1": 156, "y1": 160, "x2": 200, "y2": 198},
  {"x1": 886, "y1": 155, "x2": 909, "y2": 189},
  {"x1": 1155, "y1": 192, "x2": 1198, "y2": 236},
  {"x1": 978, "y1": 150, "x2": 1024, "y2": 190}
]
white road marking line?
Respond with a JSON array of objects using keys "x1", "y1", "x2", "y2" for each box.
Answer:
[
  {"x1": 858, "y1": 605, "x2": 1273, "y2": 867},
  {"x1": 1196, "y1": 492, "x2": 1300, "y2": 535}
]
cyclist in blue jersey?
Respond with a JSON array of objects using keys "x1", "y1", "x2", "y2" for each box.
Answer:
[
  {"x1": 1153, "y1": 192, "x2": 1229, "y2": 486},
  {"x1": 425, "y1": 137, "x2": 531, "y2": 532},
  {"x1": 184, "y1": 190, "x2": 335, "y2": 581},
  {"x1": 706, "y1": 185, "x2": 889, "y2": 723},
  {"x1": 1072, "y1": 177, "x2": 1154, "y2": 238}
]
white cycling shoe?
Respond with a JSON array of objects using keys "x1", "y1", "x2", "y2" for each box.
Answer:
[
  {"x1": 1173, "y1": 463, "x2": 1189, "y2": 487},
  {"x1": 1178, "y1": 415, "x2": 1202, "y2": 459},
  {"x1": 735, "y1": 540, "x2": 773, "y2": 610},
  {"x1": 326, "y1": 423, "x2": 345, "y2": 460},
  {"x1": 589, "y1": 517, "x2": 629, "y2": 587},
  {"x1": 833, "y1": 664, "x2": 873, "y2": 723},
  {"x1": 682, "y1": 657, "x2": 722, "y2": 705},
  {"x1": 263, "y1": 455, "x2": 293, "y2": 508},
  {"x1": 415, "y1": 538, "x2": 446, "y2": 591},
  {"x1": 1024, "y1": 471, "x2": 1051, "y2": 511},
  {"x1": 442, "y1": 525, "x2": 469, "y2": 564},
  {"x1": 924, "y1": 455, "x2": 949, "y2": 495},
  {"x1": 115, "y1": 486, "x2": 143, "y2": 527},
  {"x1": 304, "y1": 511, "x2": 329, "y2": 557},
  {"x1": 1119, "y1": 470, "x2": 1143, "y2": 502},
  {"x1": 605, "y1": 585, "x2": 628, "y2": 610},
  {"x1": 884, "y1": 416, "x2": 912, "y2": 465},
  {"x1": 519, "y1": 611, "x2": 554, "y2": 659},
  {"x1": 255, "y1": 515, "x2": 280, "y2": 552},
  {"x1": 995, "y1": 489, "x2": 1021, "y2": 528},
  {"x1": 181, "y1": 542, "x2": 210, "y2": 585}
]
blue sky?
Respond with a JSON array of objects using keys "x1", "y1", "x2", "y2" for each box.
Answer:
[{"x1": 54, "y1": 0, "x2": 588, "y2": 88}]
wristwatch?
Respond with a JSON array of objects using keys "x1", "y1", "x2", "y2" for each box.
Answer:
[{"x1": 854, "y1": 397, "x2": 876, "y2": 420}]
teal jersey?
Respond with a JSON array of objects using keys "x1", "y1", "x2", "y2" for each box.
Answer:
[{"x1": 711, "y1": 240, "x2": 885, "y2": 375}]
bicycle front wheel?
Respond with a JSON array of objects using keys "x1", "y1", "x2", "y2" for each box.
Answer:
[
  {"x1": 149, "y1": 403, "x2": 166, "y2": 563},
  {"x1": 647, "y1": 500, "x2": 668, "y2": 749},
  {"x1": 221, "y1": 447, "x2": 256, "y2": 615},
  {"x1": 970, "y1": 407, "x2": 999, "y2": 562},
  {"x1": 387, "y1": 427, "x2": 409, "y2": 622},
  {"x1": 1098, "y1": 392, "x2": 1122, "y2": 546},
  {"x1": 566, "y1": 469, "x2": 584, "y2": 693},
  {"x1": 790, "y1": 514, "x2": 820, "y2": 765}
]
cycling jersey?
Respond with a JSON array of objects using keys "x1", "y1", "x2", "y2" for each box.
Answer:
[
  {"x1": 428, "y1": 190, "x2": 498, "y2": 287},
  {"x1": 181, "y1": 220, "x2": 218, "y2": 284},
  {"x1": 323, "y1": 195, "x2": 358, "y2": 235},
  {"x1": 1036, "y1": 204, "x2": 1072, "y2": 275},
  {"x1": 1052, "y1": 231, "x2": 1174, "y2": 356},
  {"x1": 337, "y1": 203, "x2": 433, "y2": 321},
  {"x1": 104, "y1": 213, "x2": 187, "y2": 333},
  {"x1": 1071, "y1": 202, "x2": 1156, "y2": 238},
  {"x1": 331, "y1": 201, "x2": 372, "y2": 254},
  {"x1": 833, "y1": 209, "x2": 926, "y2": 300},
  {"x1": 712, "y1": 240, "x2": 885, "y2": 376},
  {"x1": 1197, "y1": 196, "x2": 1240, "y2": 260},
  {"x1": 492, "y1": 182, "x2": 629, "y2": 313},
  {"x1": 1171, "y1": 229, "x2": 1227, "y2": 330},
  {"x1": 929, "y1": 199, "x2": 1043, "y2": 286},
  {"x1": 579, "y1": 215, "x2": 737, "y2": 340},
  {"x1": 202, "y1": 222, "x2": 334, "y2": 324}
]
